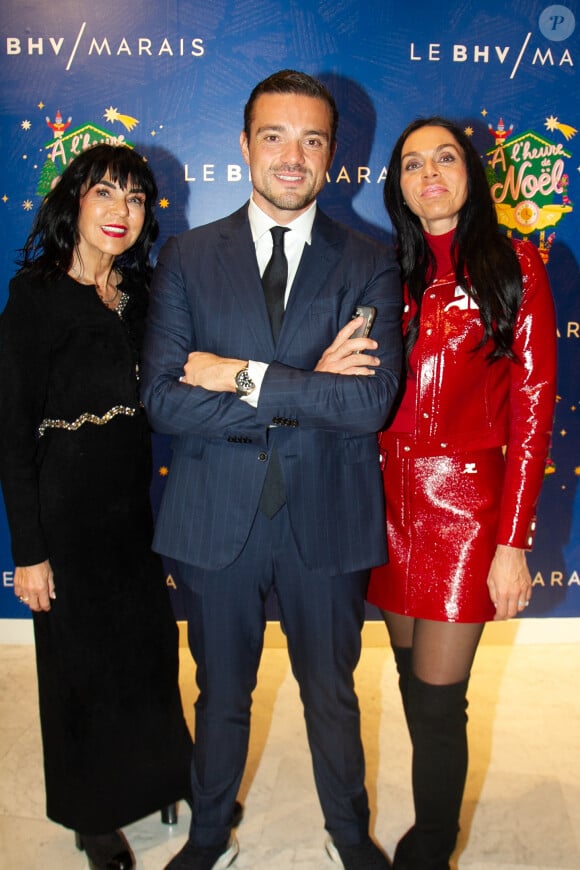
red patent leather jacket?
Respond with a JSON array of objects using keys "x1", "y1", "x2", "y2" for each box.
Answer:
[{"x1": 382, "y1": 238, "x2": 557, "y2": 550}]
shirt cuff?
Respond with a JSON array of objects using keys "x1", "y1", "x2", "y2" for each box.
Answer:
[{"x1": 239, "y1": 360, "x2": 269, "y2": 408}]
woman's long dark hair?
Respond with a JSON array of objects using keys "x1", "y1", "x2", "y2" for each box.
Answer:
[
  {"x1": 384, "y1": 116, "x2": 522, "y2": 363},
  {"x1": 19, "y1": 143, "x2": 159, "y2": 280}
]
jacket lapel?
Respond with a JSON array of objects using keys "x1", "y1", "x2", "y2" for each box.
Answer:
[
  {"x1": 277, "y1": 210, "x2": 343, "y2": 355},
  {"x1": 215, "y1": 205, "x2": 276, "y2": 358},
  {"x1": 211, "y1": 206, "x2": 344, "y2": 360}
]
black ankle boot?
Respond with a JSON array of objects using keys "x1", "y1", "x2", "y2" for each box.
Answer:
[
  {"x1": 406, "y1": 674, "x2": 470, "y2": 870},
  {"x1": 75, "y1": 830, "x2": 135, "y2": 869}
]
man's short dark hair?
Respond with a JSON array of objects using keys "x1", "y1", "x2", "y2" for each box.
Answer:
[{"x1": 243, "y1": 69, "x2": 339, "y2": 148}]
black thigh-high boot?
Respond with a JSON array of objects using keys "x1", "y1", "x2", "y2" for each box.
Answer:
[
  {"x1": 394, "y1": 674, "x2": 469, "y2": 870},
  {"x1": 392, "y1": 645, "x2": 412, "y2": 729}
]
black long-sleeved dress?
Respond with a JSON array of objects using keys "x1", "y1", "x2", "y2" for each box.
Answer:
[{"x1": 0, "y1": 270, "x2": 192, "y2": 834}]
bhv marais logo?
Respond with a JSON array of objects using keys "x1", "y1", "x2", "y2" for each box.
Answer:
[
  {"x1": 3, "y1": 22, "x2": 205, "y2": 71},
  {"x1": 409, "y1": 3, "x2": 576, "y2": 80}
]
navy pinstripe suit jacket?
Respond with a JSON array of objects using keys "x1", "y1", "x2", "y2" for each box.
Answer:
[{"x1": 141, "y1": 204, "x2": 402, "y2": 573}]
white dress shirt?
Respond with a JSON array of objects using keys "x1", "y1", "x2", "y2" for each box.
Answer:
[{"x1": 242, "y1": 197, "x2": 316, "y2": 406}]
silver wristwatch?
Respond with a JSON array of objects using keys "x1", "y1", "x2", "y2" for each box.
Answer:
[{"x1": 234, "y1": 365, "x2": 256, "y2": 397}]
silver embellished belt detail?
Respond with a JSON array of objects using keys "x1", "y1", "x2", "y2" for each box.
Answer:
[{"x1": 38, "y1": 405, "x2": 138, "y2": 437}]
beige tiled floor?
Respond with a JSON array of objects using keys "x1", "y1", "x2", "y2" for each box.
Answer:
[{"x1": 0, "y1": 622, "x2": 579, "y2": 869}]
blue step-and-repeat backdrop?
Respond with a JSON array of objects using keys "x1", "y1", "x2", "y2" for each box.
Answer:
[{"x1": 1, "y1": 0, "x2": 578, "y2": 622}]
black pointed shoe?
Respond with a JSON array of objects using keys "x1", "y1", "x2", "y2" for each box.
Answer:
[
  {"x1": 75, "y1": 830, "x2": 135, "y2": 869},
  {"x1": 326, "y1": 835, "x2": 392, "y2": 869},
  {"x1": 163, "y1": 834, "x2": 239, "y2": 869}
]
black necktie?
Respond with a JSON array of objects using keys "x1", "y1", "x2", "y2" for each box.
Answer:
[
  {"x1": 262, "y1": 226, "x2": 288, "y2": 342},
  {"x1": 258, "y1": 226, "x2": 288, "y2": 518}
]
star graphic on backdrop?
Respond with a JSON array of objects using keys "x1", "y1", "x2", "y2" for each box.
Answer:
[
  {"x1": 159, "y1": 198, "x2": 170, "y2": 209},
  {"x1": 37, "y1": 101, "x2": 44, "y2": 109},
  {"x1": 545, "y1": 115, "x2": 577, "y2": 140},
  {"x1": 2, "y1": 195, "x2": 8, "y2": 203},
  {"x1": 23, "y1": 200, "x2": 34, "y2": 210},
  {"x1": 21, "y1": 120, "x2": 31, "y2": 130},
  {"x1": 481, "y1": 108, "x2": 488, "y2": 117},
  {"x1": 103, "y1": 106, "x2": 139, "y2": 131},
  {"x1": 159, "y1": 466, "x2": 169, "y2": 477},
  {"x1": 464, "y1": 126, "x2": 474, "y2": 138}
]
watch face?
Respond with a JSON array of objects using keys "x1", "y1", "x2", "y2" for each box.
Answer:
[{"x1": 235, "y1": 368, "x2": 255, "y2": 395}]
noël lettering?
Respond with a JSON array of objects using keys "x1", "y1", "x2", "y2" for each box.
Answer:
[{"x1": 490, "y1": 159, "x2": 566, "y2": 204}]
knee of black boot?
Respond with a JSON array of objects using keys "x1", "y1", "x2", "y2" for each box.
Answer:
[{"x1": 407, "y1": 673, "x2": 469, "y2": 738}]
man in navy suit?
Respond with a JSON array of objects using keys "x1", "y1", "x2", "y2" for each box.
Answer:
[{"x1": 141, "y1": 70, "x2": 402, "y2": 870}]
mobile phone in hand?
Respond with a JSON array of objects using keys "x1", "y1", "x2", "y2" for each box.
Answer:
[{"x1": 350, "y1": 305, "x2": 376, "y2": 338}]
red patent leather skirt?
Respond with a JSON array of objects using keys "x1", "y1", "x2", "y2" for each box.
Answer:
[{"x1": 367, "y1": 433, "x2": 504, "y2": 623}]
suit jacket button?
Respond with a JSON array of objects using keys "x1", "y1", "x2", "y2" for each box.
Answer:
[{"x1": 258, "y1": 451, "x2": 268, "y2": 461}]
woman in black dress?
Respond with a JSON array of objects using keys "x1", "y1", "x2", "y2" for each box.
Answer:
[{"x1": 0, "y1": 144, "x2": 192, "y2": 869}]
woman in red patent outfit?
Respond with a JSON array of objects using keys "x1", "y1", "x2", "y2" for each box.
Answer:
[{"x1": 367, "y1": 117, "x2": 557, "y2": 869}]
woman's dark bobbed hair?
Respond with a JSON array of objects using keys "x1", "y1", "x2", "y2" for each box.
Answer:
[{"x1": 20, "y1": 143, "x2": 159, "y2": 279}]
